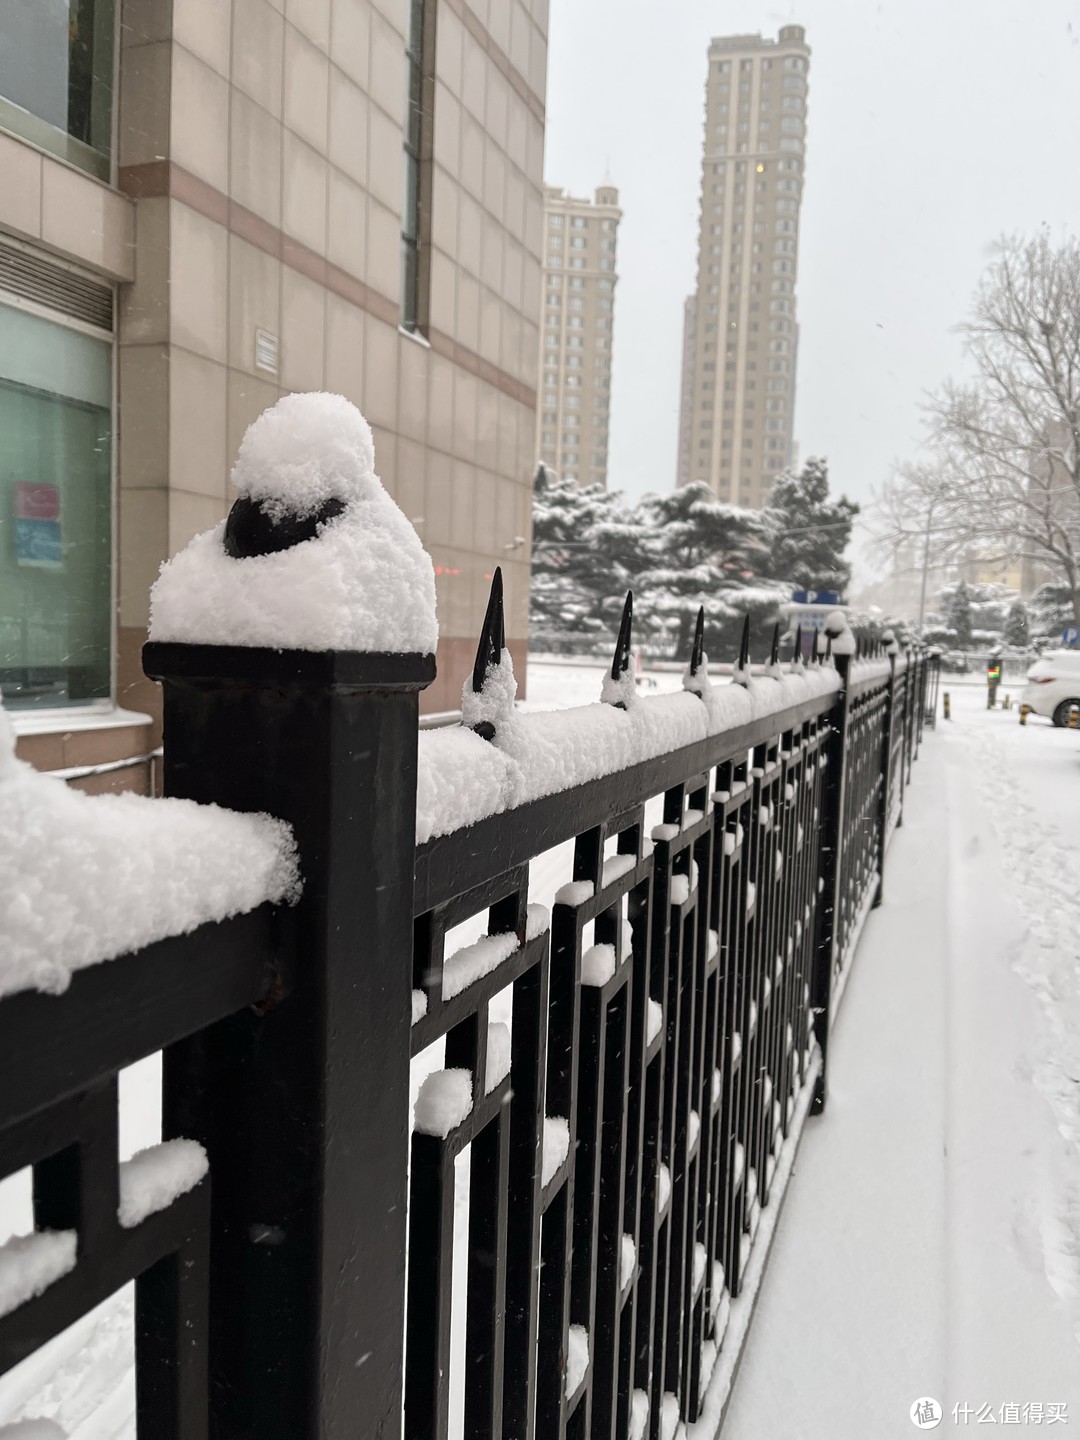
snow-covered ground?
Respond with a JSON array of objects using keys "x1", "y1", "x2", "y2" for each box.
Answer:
[
  {"x1": 726, "y1": 680, "x2": 1080, "y2": 1436},
  {"x1": 5, "y1": 666, "x2": 1078, "y2": 1436}
]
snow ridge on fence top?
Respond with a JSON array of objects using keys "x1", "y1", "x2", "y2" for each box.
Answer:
[
  {"x1": 149, "y1": 393, "x2": 438, "y2": 655},
  {"x1": 849, "y1": 656, "x2": 894, "y2": 683},
  {"x1": 416, "y1": 655, "x2": 840, "y2": 844},
  {"x1": 0, "y1": 707, "x2": 299, "y2": 1000}
]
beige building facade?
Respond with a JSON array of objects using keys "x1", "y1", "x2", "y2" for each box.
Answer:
[
  {"x1": 675, "y1": 294, "x2": 696, "y2": 488},
  {"x1": 0, "y1": 0, "x2": 548, "y2": 790},
  {"x1": 677, "y1": 25, "x2": 809, "y2": 508},
  {"x1": 537, "y1": 183, "x2": 620, "y2": 487}
]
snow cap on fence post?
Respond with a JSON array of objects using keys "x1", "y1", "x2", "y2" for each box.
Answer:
[
  {"x1": 882, "y1": 628, "x2": 900, "y2": 658},
  {"x1": 601, "y1": 591, "x2": 637, "y2": 709},
  {"x1": 148, "y1": 392, "x2": 438, "y2": 655},
  {"x1": 817, "y1": 608, "x2": 855, "y2": 659},
  {"x1": 141, "y1": 392, "x2": 439, "y2": 1437},
  {"x1": 461, "y1": 566, "x2": 518, "y2": 740},
  {"x1": 681, "y1": 605, "x2": 712, "y2": 702}
]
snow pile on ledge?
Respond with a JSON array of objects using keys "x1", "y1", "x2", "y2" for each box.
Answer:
[
  {"x1": 118, "y1": 1140, "x2": 208, "y2": 1228},
  {"x1": 620, "y1": 1234, "x2": 637, "y2": 1289},
  {"x1": 0, "y1": 1230, "x2": 76, "y2": 1320},
  {"x1": 485, "y1": 1022, "x2": 511, "y2": 1092},
  {"x1": 414, "y1": 1069, "x2": 472, "y2": 1137},
  {"x1": 630, "y1": 1390, "x2": 650, "y2": 1440},
  {"x1": 542, "y1": 1116, "x2": 570, "y2": 1185},
  {"x1": 0, "y1": 707, "x2": 299, "y2": 1000},
  {"x1": 0, "y1": 1419, "x2": 68, "y2": 1437},
  {"x1": 565, "y1": 1324, "x2": 589, "y2": 1397},
  {"x1": 849, "y1": 657, "x2": 893, "y2": 684},
  {"x1": 416, "y1": 656, "x2": 839, "y2": 843},
  {"x1": 149, "y1": 393, "x2": 437, "y2": 654}
]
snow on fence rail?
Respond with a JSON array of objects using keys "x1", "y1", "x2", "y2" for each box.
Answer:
[{"x1": 0, "y1": 396, "x2": 939, "y2": 1439}]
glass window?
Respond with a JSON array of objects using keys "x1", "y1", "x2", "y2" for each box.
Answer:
[
  {"x1": 0, "y1": 0, "x2": 115, "y2": 180},
  {"x1": 0, "y1": 303, "x2": 111, "y2": 709}
]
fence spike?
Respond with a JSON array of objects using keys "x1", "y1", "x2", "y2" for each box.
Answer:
[
  {"x1": 471, "y1": 565, "x2": 505, "y2": 695},
  {"x1": 794, "y1": 623, "x2": 804, "y2": 667},
  {"x1": 690, "y1": 605, "x2": 705, "y2": 677},
  {"x1": 769, "y1": 622, "x2": 780, "y2": 667},
  {"x1": 737, "y1": 613, "x2": 751, "y2": 670},
  {"x1": 611, "y1": 590, "x2": 634, "y2": 682},
  {"x1": 602, "y1": 591, "x2": 636, "y2": 710},
  {"x1": 825, "y1": 633, "x2": 833, "y2": 663}
]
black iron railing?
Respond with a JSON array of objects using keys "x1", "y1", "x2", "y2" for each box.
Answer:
[{"x1": 0, "y1": 595, "x2": 938, "y2": 1440}]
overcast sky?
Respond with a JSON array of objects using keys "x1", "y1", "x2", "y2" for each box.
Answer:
[{"x1": 543, "y1": 0, "x2": 1080, "y2": 572}]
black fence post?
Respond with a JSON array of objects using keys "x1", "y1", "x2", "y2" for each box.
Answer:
[
  {"x1": 873, "y1": 653, "x2": 898, "y2": 909},
  {"x1": 142, "y1": 643, "x2": 435, "y2": 1440},
  {"x1": 809, "y1": 651, "x2": 852, "y2": 1116}
]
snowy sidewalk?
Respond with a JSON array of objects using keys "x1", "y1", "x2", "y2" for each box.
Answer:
[{"x1": 725, "y1": 687, "x2": 1080, "y2": 1437}]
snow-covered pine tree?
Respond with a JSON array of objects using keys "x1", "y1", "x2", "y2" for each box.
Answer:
[
  {"x1": 529, "y1": 465, "x2": 627, "y2": 654},
  {"x1": 1028, "y1": 581, "x2": 1075, "y2": 648},
  {"x1": 1002, "y1": 597, "x2": 1030, "y2": 649},
  {"x1": 763, "y1": 458, "x2": 859, "y2": 595},
  {"x1": 625, "y1": 483, "x2": 782, "y2": 659},
  {"x1": 941, "y1": 579, "x2": 974, "y2": 648}
]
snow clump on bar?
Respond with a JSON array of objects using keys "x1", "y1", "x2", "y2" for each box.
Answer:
[
  {"x1": 0, "y1": 706, "x2": 299, "y2": 998},
  {"x1": 149, "y1": 392, "x2": 438, "y2": 655},
  {"x1": 118, "y1": 1139, "x2": 209, "y2": 1229}
]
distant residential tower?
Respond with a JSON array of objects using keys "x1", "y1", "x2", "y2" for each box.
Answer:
[
  {"x1": 538, "y1": 184, "x2": 622, "y2": 486},
  {"x1": 677, "y1": 26, "x2": 810, "y2": 507}
]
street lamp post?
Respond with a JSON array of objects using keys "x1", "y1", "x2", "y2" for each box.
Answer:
[{"x1": 917, "y1": 501, "x2": 936, "y2": 630}]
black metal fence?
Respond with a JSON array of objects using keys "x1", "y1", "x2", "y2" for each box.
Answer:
[{"x1": 0, "y1": 603, "x2": 937, "y2": 1440}]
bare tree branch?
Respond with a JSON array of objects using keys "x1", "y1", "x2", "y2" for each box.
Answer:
[{"x1": 872, "y1": 230, "x2": 1080, "y2": 623}]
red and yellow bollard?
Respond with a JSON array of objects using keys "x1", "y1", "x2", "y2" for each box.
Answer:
[
  {"x1": 943, "y1": 691, "x2": 951, "y2": 721},
  {"x1": 1070, "y1": 705, "x2": 1080, "y2": 729},
  {"x1": 1019, "y1": 704, "x2": 1029, "y2": 726}
]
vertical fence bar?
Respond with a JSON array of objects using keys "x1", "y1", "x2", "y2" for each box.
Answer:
[
  {"x1": 873, "y1": 654, "x2": 897, "y2": 908},
  {"x1": 143, "y1": 643, "x2": 433, "y2": 1440},
  {"x1": 808, "y1": 653, "x2": 851, "y2": 1115}
]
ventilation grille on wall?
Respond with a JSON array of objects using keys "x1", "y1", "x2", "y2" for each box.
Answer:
[{"x1": 0, "y1": 240, "x2": 114, "y2": 331}]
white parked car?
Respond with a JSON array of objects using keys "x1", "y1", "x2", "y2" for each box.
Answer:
[{"x1": 1021, "y1": 649, "x2": 1080, "y2": 726}]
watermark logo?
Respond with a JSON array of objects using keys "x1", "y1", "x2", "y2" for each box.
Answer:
[{"x1": 911, "y1": 1398, "x2": 943, "y2": 1429}]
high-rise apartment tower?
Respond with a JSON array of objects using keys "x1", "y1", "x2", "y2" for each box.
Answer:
[
  {"x1": 677, "y1": 26, "x2": 810, "y2": 507},
  {"x1": 538, "y1": 184, "x2": 621, "y2": 486}
]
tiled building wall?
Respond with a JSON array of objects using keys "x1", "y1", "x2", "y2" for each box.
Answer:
[
  {"x1": 537, "y1": 184, "x2": 620, "y2": 488},
  {"x1": 675, "y1": 294, "x2": 696, "y2": 487},
  {"x1": 113, "y1": 0, "x2": 547, "y2": 720}
]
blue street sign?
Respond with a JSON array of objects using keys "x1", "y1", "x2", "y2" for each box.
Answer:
[
  {"x1": 1063, "y1": 624, "x2": 1080, "y2": 648},
  {"x1": 791, "y1": 589, "x2": 841, "y2": 606}
]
